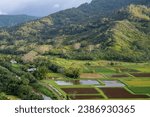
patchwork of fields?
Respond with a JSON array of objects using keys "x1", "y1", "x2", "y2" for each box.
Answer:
[{"x1": 41, "y1": 59, "x2": 150, "y2": 100}]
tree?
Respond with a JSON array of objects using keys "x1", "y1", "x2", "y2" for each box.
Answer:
[
  {"x1": 65, "y1": 67, "x2": 81, "y2": 78},
  {"x1": 0, "y1": 93, "x2": 9, "y2": 100}
]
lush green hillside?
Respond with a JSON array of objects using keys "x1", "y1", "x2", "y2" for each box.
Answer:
[
  {"x1": 0, "y1": 15, "x2": 38, "y2": 27},
  {"x1": 0, "y1": 0, "x2": 150, "y2": 62},
  {"x1": 0, "y1": 60, "x2": 42, "y2": 99},
  {"x1": 0, "y1": 55, "x2": 57, "y2": 100}
]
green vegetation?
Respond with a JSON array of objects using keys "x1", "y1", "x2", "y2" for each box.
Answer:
[
  {"x1": 32, "y1": 83, "x2": 57, "y2": 100},
  {"x1": 123, "y1": 79, "x2": 150, "y2": 87},
  {"x1": 0, "y1": 0, "x2": 150, "y2": 62},
  {"x1": 0, "y1": 92, "x2": 9, "y2": 100},
  {"x1": 128, "y1": 87, "x2": 150, "y2": 94},
  {"x1": 0, "y1": 54, "x2": 150, "y2": 100},
  {"x1": 0, "y1": 0, "x2": 150, "y2": 100},
  {"x1": 127, "y1": 4, "x2": 150, "y2": 21},
  {"x1": 0, "y1": 56, "x2": 43, "y2": 100}
]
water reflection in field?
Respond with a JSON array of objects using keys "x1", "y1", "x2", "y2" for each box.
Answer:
[{"x1": 55, "y1": 80, "x2": 100, "y2": 85}]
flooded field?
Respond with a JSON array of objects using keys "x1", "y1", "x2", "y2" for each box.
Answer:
[
  {"x1": 55, "y1": 80, "x2": 100, "y2": 85},
  {"x1": 99, "y1": 80, "x2": 125, "y2": 87}
]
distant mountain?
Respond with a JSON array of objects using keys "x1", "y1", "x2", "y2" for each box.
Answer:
[
  {"x1": 51, "y1": 0, "x2": 150, "y2": 24},
  {"x1": 0, "y1": 0, "x2": 150, "y2": 62},
  {"x1": 0, "y1": 15, "x2": 38, "y2": 27}
]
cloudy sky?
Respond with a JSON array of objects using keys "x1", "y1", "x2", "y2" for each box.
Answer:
[{"x1": 0, "y1": 0, "x2": 92, "y2": 16}]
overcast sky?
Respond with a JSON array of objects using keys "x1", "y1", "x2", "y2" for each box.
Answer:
[{"x1": 0, "y1": 0, "x2": 92, "y2": 16}]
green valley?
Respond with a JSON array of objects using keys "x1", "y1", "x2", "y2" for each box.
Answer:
[{"x1": 0, "y1": 0, "x2": 150, "y2": 100}]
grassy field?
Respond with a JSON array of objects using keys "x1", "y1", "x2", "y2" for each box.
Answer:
[
  {"x1": 123, "y1": 79, "x2": 150, "y2": 87},
  {"x1": 128, "y1": 87, "x2": 150, "y2": 95}
]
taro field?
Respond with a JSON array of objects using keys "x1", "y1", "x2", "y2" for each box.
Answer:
[{"x1": 41, "y1": 59, "x2": 150, "y2": 100}]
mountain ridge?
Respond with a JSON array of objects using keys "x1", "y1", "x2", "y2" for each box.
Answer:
[
  {"x1": 0, "y1": 14, "x2": 38, "y2": 27},
  {"x1": 0, "y1": 0, "x2": 150, "y2": 62}
]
